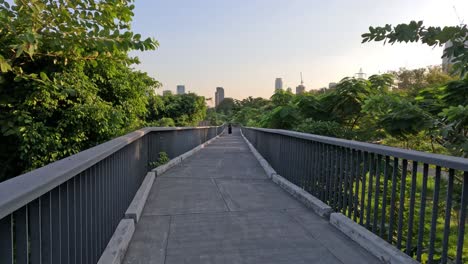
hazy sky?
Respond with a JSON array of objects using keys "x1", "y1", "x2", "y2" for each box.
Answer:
[{"x1": 130, "y1": 0, "x2": 467, "y2": 104}]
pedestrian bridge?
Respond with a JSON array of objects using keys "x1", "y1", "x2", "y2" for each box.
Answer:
[{"x1": 0, "y1": 126, "x2": 466, "y2": 264}]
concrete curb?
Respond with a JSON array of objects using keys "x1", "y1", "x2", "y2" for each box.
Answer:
[
  {"x1": 97, "y1": 219, "x2": 135, "y2": 264},
  {"x1": 151, "y1": 132, "x2": 224, "y2": 176},
  {"x1": 271, "y1": 174, "x2": 333, "y2": 218},
  {"x1": 240, "y1": 129, "x2": 332, "y2": 218},
  {"x1": 330, "y1": 213, "x2": 419, "y2": 264},
  {"x1": 124, "y1": 172, "x2": 155, "y2": 223}
]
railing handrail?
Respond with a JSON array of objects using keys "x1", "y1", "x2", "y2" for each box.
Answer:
[
  {"x1": 0, "y1": 125, "x2": 223, "y2": 219},
  {"x1": 244, "y1": 126, "x2": 468, "y2": 171}
]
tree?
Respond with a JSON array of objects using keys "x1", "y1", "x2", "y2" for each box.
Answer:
[
  {"x1": 438, "y1": 105, "x2": 468, "y2": 157},
  {"x1": 152, "y1": 93, "x2": 207, "y2": 126},
  {"x1": 368, "y1": 73, "x2": 394, "y2": 92},
  {"x1": 362, "y1": 21, "x2": 468, "y2": 78},
  {"x1": 329, "y1": 77, "x2": 372, "y2": 129},
  {"x1": 0, "y1": 0, "x2": 158, "y2": 181},
  {"x1": 216, "y1": 97, "x2": 235, "y2": 114},
  {"x1": 362, "y1": 95, "x2": 432, "y2": 141},
  {"x1": 271, "y1": 89, "x2": 294, "y2": 106}
]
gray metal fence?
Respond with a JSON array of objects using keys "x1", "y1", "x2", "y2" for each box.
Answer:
[
  {"x1": 0, "y1": 125, "x2": 223, "y2": 264},
  {"x1": 242, "y1": 127, "x2": 467, "y2": 264}
]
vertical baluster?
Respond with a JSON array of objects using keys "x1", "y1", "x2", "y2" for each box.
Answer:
[
  {"x1": 388, "y1": 157, "x2": 399, "y2": 243},
  {"x1": 41, "y1": 192, "x2": 52, "y2": 263},
  {"x1": 406, "y1": 161, "x2": 418, "y2": 255},
  {"x1": 343, "y1": 148, "x2": 349, "y2": 216},
  {"x1": 86, "y1": 169, "x2": 93, "y2": 264},
  {"x1": 306, "y1": 141, "x2": 313, "y2": 194},
  {"x1": 366, "y1": 153, "x2": 374, "y2": 229},
  {"x1": 338, "y1": 147, "x2": 345, "y2": 212},
  {"x1": 312, "y1": 142, "x2": 317, "y2": 196},
  {"x1": 98, "y1": 162, "x2": 104, "y2": 255},
  {"x1": 0, "y1": 214, "x2": 13, "y2": 264},
  {"x1": 333, "y1": 146, "x2": 339, "y2": 208},
  {"x1": 29, "y1": 199, "x2": 41, "y2": 264},
  {"x1": 380, "y1": 156, "x2": 390, "y2": 237},
  {"x1": 428, "y1": 166, "x2": 441, "y2": 264},
  {"x1": 316, "y1": 142, "x2": 320, "y2": 199},
  {"x1": 372, "y1": 154, "x2": 381, "y2": 233},
  {"x1": 360, "y1": 152, "x2": 368, "y2": 225},
  {"x1": 397, "y1": 159, "x2": 408, "y2": 249},
  {"x1": 324, "y1": 144, "x2": 330, "y2": 203},
  {"x1": 348, "y1": 149, "x2": 355, "y2": 218},
  {"x1": 61, "y1": 182, "x2": 70, "y2": 263},
  {"x1": 333, "y1": 146, "x2": 340, "y2": 210},
  {"x1": 416, "y1": 164, "x2": 429, "y2": 262},
  {"x1": 15, "y1": 206, "x2": 29, "y2": 264},
  {"x1": 353, "y1": 151, "x2": 361, "y2": 222},
  {"x1": 92, "y1": 165, "x2": 98, "y2": 263},
  {"x1": 107, "y1": 157, "x2": 112, "y2": 244},
  {"x1": 51, "y1": 187, "x2": 61, "y2": 263},
  {"x1": 456, "y1": 172, "x2": 468, "y2": 264},
  {"x1": 76, "y1": 175, "x2": 82, "y2": 264},
  {"x1": 441, "y1": 169, "x2": 454, "y2": 264},
  {"x1": 318, "y1": 143, "x2": 324, "y2": 199}
]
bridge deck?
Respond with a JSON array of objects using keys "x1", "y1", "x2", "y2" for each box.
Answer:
[{"x1": 123, "y1": 128, "x2": 381, "y2": 264}]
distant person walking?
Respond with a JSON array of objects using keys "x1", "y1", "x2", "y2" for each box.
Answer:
[{"x1": 228, "y1": 123, "x2": 232, "y2": 134}]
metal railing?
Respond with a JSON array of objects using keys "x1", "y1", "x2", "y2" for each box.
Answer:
[
  {"x1": 242, "y1": 127, "x2": 467, "y2": 264},
  {"x1": 0, "y1": 125, "x2": 224, "y2": 264}
]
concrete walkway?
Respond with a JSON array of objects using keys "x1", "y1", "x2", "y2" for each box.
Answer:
[{"x1": 123, "y1": 128, "x2": 381, "y2": 264}]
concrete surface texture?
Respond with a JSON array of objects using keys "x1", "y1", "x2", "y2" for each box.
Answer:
[{"x1": 123, "y1": 128, "x2": 382, "y2": 264}]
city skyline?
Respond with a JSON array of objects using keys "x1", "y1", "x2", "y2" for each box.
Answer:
[{"x1": 132, "y1": 0, "x2": 467, "y2": 100}]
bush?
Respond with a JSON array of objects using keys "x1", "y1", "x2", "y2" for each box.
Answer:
[
  {"x1": 149, "y1": 152, "x2": 170, "y2": 169},
  {"x1": 148, "y1": 117, "x2": 175, "y2": 127},
  {"x1": 295, "y1": 119, "x2": 353, "y2": 139}
]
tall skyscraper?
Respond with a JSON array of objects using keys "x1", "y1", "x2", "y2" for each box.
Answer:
[
  {"x1": 176, "y1": 85, "x2": 185, "y2": 94},
  {"x1": 275, "y1": 78, "x2": 283, "y2": 91},
  {"x1": 215, "y1": 87, "x2": 225, "y2": 107}
]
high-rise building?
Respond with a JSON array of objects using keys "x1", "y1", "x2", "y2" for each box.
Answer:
[
  {"x1": 328, "y1": 82, "x2": 337, "y2": 89},
  {"x1": 275, "y1": 78, "x2": 283, "y2": 91},
  {"x1": 296, "y1": 72, "x2": 306, "y2": 94},
  {"x1": 176, "y1": 85, "x2": 185, "y2": 94},
  {"x1": 296, "y1": 84, "x2": 305, "y2": 94},
  {"x1": 162, "y1": 90, "x2": 172, "y2": 96},
  {"x1": 215, "y1": 87, "x2": 225, "y2": 107}
]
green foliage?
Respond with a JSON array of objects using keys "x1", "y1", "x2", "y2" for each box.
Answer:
[
  {"x1": 205, "y1": 108, "x2": 226, "y2": 126},
  {"x1": 368, "y1": 73, "x2": 394, "y2": 92},
  {"x1": 442, "y1": 78, "x2": 468, "y2": 107},
  {"x1": 438, "y1": 105, "x2": 468, "y2": 157},
  {"x1": 232, "y1": 107, "x2": 262, "y2": 126},
  {"x1": 149, "y1": 151, "x2": 170, "y2": 169},
  {"x1": 362, "y1": 21, "x2": 468, "y2": 78},
  {"x1": 148, "y1": 117, "x2": 176, "y2": 127},
  {"x1": 0, "y1": 0, "x2": 161, "y2": 181},
  {"x1": 215, "y1": 97, "x2": 236, "y2": 114},
  {"x1": 147, "y1": 93, "x2": 207, "y2": 127},
  {"x1": 260, "y1": 105, "x2": 300, "y2": 129},
  {"x1": 295, "y1": 119, "x2": 352, "y2": 139},
  {"x1": 363, "y1": 95, "x2": 432, "y2": 140},
  {"x1": 271, "y1": 89, "x2": 294, "y2": 106}
]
